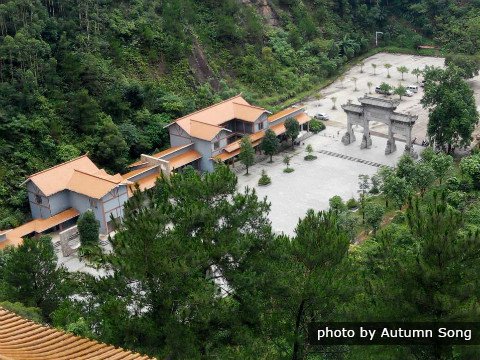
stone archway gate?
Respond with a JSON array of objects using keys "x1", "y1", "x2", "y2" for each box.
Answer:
[{"x1": 341, "y1": 96, "x2": 418, "y2": 157}]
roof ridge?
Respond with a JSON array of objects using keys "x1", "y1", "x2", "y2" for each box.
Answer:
[
  {"x1": 26, "y1": 154, "x2": 90, "y2": 180},
  {"x1": 72, "y1": 169, "x2": 121, "y2": 184},
  {"x1": 189, "y1": 119, "x2": 224, "y2": 128},
  {"x1": 167, "y1": 94, "x2": 245, "y2": 126},
  {"x1": 232, "y1": 101, "x2": 266, "y2": 111}
]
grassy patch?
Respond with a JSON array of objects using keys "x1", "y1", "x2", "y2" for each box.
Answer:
[{"x1": 283, "y1": 168, "x2": 295, "y2": 173}]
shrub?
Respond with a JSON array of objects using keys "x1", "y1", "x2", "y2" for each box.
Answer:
[
  {"x1": 309, "y1": 119, "x2": 325, "y2": 134},
  {"x1": 346, "y1": 198, "x2": 358, "y2": 210},
  {"x1": 329, "y1": 195, "x2": 346, "y2": 213},
  {"x1": 77, "y1": 211, "x2": 100, "y2": 258},
  {"x1": 258, "y1": 170, "x2": 272, "y2": 186},
  {"x1": 283, "y1": 168, "x2": 295, "y2": 173},
  {"x1": 304, "y1": 144, "x2": 317, "y2": 161}
]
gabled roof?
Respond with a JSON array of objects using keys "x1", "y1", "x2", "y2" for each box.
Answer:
[
  {"x1": 23, "y1": 155, "x2": 126, "y2": 199},
  {"x1": 166, "y1": 95, "x2": 269, "y2": 137},
  {"x1": 24, "y1": 155, "x2": 100, "y2": 196},
  {"x1": 0, "y1": 307, "x2": 155, "y2": 359},
  {"x1": 66, "y1": 170, "x2": 127, "y2": 199},
  {"x1": 189, "y1": 120, "x2": 230, "y2": 141}
]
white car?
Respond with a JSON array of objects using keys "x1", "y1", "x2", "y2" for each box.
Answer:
[
  {"x1": 315, "y1": 113, "x2": 329, "y2": 121},
  {"x1": 405, "y1": 90, "x2": 414, "y2": 97},
  {"x1": 406, "y1": 85, "x2": 419, "y2": 93}
]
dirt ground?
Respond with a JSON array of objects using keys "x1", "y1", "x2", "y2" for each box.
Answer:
[{"x1": 301, "y1": 52, "x2": 480, "y2": 143}]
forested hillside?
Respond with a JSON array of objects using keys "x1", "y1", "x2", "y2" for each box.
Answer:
[{"x1": 0, "y1": 0, "x2": 479, "y2": 227}]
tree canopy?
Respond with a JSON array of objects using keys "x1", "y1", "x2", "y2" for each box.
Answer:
[{"x1": 422, "y1": 66, "x2": 479, "y2": 153}]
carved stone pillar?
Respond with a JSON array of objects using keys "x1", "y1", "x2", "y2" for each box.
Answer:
[
  {"x1": 342, "y1": 121, "x2": 356, "y2": 145},
  {"x1": 403, "y1": 125, "x2": 418, "y2": 158},
  {"x1": 385, "y1": 125, "x2": 397, "y2": 155},
  {"x1": 360, "y1": 120, "x2": 372, "y2": 149}
]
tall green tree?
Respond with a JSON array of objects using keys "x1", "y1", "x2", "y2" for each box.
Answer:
[
  {"x1": 82, "y1": 166, "x2": 281, "y2": 358},
  {"x1": 261, "y1": 129, "x2": 280, "y2": 162},
  {"x1": 285, "y1": 117, "x2": 300, "y2": 148},
  {"x1": 288, "y1": 210, "x2": 349, "y2": 360},
  {"x1": 77, "y1": 211, "x2": 100, "y2": 249},
  {"x1": 0, "y1": 237, "x2": 68, "y2": 320},
  {"x1": 394, "y1": 84, "x2": 407, "y2": 100},
  {"x1": 422, "y1": 66, "x2": 479, "y2": 153},
  {"x1": 364, "y1": 202, "x2": 384, "y2": 235},
  {"x1": 239, "y1": 135, "x2": 255, "y2": 175}
]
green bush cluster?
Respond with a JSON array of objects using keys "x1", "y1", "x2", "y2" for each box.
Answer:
[
  {"x1": 258, "y1": 170, "x2": 272, "y2": 186},
  {"x1": 309, "y1": 119, "x2": 326, "y2": 134},
  {"x1": 346, "y1": 198, "x2": 359, "y2": 209}
]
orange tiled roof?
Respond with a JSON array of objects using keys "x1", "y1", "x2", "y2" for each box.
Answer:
[
  {"x1": 169, "y1": 150, "x2": 202, "y2": 169},
  {"x1": 295, "y1": 112, "x2": 311, "y2": 125},
  {"x1": 128, "y1": 172, "x2": 160, "y2": 196},
  {"x1": 215, "y1": 149, "x2": 240, "y2": 162},
  {"x1": 0, "y1": 307, "x2": 155, "y2": 360},
  {"x1": 66, "y1": 170, "x2": 127, "y2": 199},
  {"x1": 224, "y1": 131, "x2": 266, "y2": 154},
  {"x1": 269, "y1": 122, "x2": 286, "y2": 136},
  {"x1": 0, "y1": 208, "x2": 80, "y2": 249},
  {"x1": 24, "y1": 155, "x2": 126, "y2": 199},
  {"x1": 167, "y1": 95, "x2": 268, "y2": 137},
  {"x1": 24, "y1": 155, "x2": 100, "y2": 196},
  {"x1": 127, "y1": 144, "x2": 194, "y2": 168},
  {"x1": 268, "y1": 106, "x2": 303, "y2": 122},
  {"x1": 122, "y1": 165, "x2": 158, "y2": 181},
  {"x1": 215, "y1": 139, "x2": 261, "y2": 162},
  {"x1": 189, "y1": 120, "x2": 228, "y2": 141}
]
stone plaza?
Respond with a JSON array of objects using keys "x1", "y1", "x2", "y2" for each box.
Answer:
[{"x1": 236, "y1": 126, "x2": 422, "y2": 236}]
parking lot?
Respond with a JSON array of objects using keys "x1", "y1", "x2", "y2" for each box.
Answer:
[{"x1": 302, "y1": 53, "x2": 447, "y2": 142}]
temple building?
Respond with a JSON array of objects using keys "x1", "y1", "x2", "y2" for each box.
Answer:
[
  {"x1": 0, "y1": 95, "x2": 310, "y2": 248},
  {"x1": 126, "y1": 94, "x2": 311, "y2": 176}
]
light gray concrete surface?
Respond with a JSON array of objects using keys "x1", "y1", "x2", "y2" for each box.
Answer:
[
  {"x1": 236, "y1": 126, "x2": 422, "y2": 236},
  {"x1": 302, "y1": 52, "x2": 480, "y2": 142}
]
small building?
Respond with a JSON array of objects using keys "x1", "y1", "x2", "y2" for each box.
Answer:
[{"x1": 0, "y1": 156, "x2": 130, "y2": 249}]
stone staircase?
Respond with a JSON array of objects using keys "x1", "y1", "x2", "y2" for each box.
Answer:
[{"x1": 316, "y1": 149, "x2": 391, "y2": 168}]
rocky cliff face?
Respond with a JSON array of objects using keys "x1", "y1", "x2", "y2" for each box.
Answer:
[{"x1": 239, "y1": 0, "x2": 279, "y2": 26}]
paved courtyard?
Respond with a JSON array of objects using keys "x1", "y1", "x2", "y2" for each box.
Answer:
[
  {"x1": 236, "y1": 127, "x2": 422, "y2": 236},
  {"x1": 302, "y1": 52, "x2": 480, "y2": 141}
]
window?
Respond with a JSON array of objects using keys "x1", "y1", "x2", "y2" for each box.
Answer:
[
  {"x1": 213, "y1": 141, "x2": 220, "y2": 150},
  {"x1": 258, "y1": 121, "x2": 264, "y2": 130},
  {"x1": 35, "y1": 194, "x2": 43, "y2": 204},
  {"x1": 89, "y1": 199, "x2": 98, "y2": 209}
]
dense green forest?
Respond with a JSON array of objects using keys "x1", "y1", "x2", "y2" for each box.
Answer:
[{"x1": 1, "y1": 0, "x2": 479, "y2": 228}]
